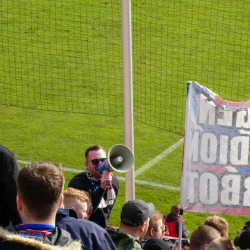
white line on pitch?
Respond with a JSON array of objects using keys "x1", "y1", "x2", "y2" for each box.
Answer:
[
  {"x1": 17, "y1": 140, "x2": 183, "y2": 192},
  {"x1": 18, "y1": 160, "x2": 83, "y2": 173},
  {"x1": 117, "y1": 177, "x2": 180, "y2": 191},
  {"x1": 134, "y1": 138, "x2": 184, "y2": 177}
]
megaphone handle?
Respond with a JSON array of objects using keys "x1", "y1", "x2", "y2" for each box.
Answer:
[{"x1": 100, "y1": 171, "x2": 113, "y2": 189}]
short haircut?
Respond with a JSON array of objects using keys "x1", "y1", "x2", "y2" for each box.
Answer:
[
  {"x1": 17, "y1": 162, "x2": 64, "y2": 221},
  {"x1": 190, "y1": 225, "x2": 221, "y2": 250},
  {"x1": 64, "y1": 188, "x2": 90, "y2": 209},
  {"x1": 243, "y1": 221, "x2": 250, "y2": 231},
  {"x1": 206, "y1": 237, "x2": 235, "y2": 250},
  {"x1": 148, "y1": 211, "x2": 163, "y2": 232},
  {"x1": 204, "y1": 216, "x2": 228, "y2": 237},
  {"x1": 85, "y1": 145, "x2": 105, "y2": 160},
  {"x1": 171, "y1": 204, "x2": 180, "y2": 215}
]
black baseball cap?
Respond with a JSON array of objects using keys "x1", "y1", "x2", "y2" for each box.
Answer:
[
  {"x1": 144, "y1": 238, "x2": 171, "y2": 250},
  {"x1": 121, "y1": 199, "x2": 155, "y2": 227},
  {"x1": 239, "y1": 228, "x2": 250, "y2": 250}
]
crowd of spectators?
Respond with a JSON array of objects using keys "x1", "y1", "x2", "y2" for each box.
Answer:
[{"x1": 0, "y1": 144, "x2": 249, "y2": 250}]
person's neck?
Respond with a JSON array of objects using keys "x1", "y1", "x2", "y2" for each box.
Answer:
[
  {"x1": 144, "y1": 234, "x2": 151, "y2": 240},
  {"x1": 21, "y1": 216, "x2": 55, "y2": 226}
]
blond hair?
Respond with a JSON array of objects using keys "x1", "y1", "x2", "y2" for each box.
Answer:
[
  {"x1": 149, "y1": 211, "x2": 163, "y2": 232},
  {"x1": 204, "y1": 216, "x2": 228, "y2": 237},
  {"x1": 206, "y1": 237, "x2": 234, "y2": 250}
]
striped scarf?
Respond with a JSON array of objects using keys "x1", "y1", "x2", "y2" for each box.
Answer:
[{"x1": 86, "y1": 170, "x2": 116, "y2": 208}]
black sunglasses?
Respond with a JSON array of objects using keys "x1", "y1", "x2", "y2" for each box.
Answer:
[{"x1": 87, "y1": 158, "x2": 107, "y2": 165}]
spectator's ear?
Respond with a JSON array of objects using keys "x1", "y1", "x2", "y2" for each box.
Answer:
[
  {"x1": 140, "y1": 221, "x2": 147, "y2": 232},
  {"x1": 71, "y1": 207, "x2": 75, "y2": 210},
  {"x1": 58, "y1": 193, "x2": 64, "y2": 208},
  {"x1": 88, "y1": 207, "x2": 93, "y2": 216},
  {"x1": 149, "y1": 228, "x2": 154, "y2": 237},
  {"x1": 202, "y1": 243, "x2": 208, "y2": 250},
  {"x1": 16, "y1": 195, "x2": 22, "y2": 211}
]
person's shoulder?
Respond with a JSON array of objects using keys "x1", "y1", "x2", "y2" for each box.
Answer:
[
  {"x1": 70, "y1": 171, "x2": 87, "y2": 180},
  {"x1": 68, "y1": 172, "x2": 89, "y2": 189},
  {"x1": 117, "y1": 235, "x2": 142, "y2": 250}
]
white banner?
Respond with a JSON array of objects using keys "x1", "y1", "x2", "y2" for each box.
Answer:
[{"x1": 181, "y1": 81, "x2": 250, "y2": 215}]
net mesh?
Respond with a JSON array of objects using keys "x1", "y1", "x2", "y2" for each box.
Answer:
[{"x1": 1, "y1": 0, "x2": 250, "y2": 134}]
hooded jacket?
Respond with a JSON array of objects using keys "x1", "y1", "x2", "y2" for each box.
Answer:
[
  {"x1": 164, "y1": 213, "x2": 189, "y2": 239},
  {"x1": 56, "y1": 208, "x2": 117, "y2": 250},
  {"x1": 0, "y1": 225, "x2": 82, "y2": 250},
  {"x1": 0, "y1": 145, "x2": 21, "y2": 227}
]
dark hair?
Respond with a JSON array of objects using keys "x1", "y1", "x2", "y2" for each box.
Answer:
[
  {"x1": 85, "y1": 145, "x2": 105, "y2": 160},
  {"x1": 17, "y1": 162, "x2": 64, "y2": 221}
]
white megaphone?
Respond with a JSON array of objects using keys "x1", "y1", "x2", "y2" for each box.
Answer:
[{"x1": 98, "y1": 144, "x2": 134, "y2": 174}]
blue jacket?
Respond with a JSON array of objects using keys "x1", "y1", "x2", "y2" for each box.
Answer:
[{"x1": 56, "y1": 208, "x2": 117, "y2": 250}]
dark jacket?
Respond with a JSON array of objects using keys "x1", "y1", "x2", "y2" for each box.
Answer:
[
  {"x1": 56, "y1": 208, "x2": 117, "y2": 250},
  {"x1": 0, "y1": 145, "x2": 21, "y2": 227},
  {"x1": 165, "y1": 213, "x2": 189, "y2": 239},
  {"x1": 0, "y1": 224, "x2": 82, "y2": 250},
  {"x1": 68, "y1": 172, "x2": 119, "y2": 228}
]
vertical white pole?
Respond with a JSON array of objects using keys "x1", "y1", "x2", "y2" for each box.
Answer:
[
  {"x1": 121, "y1": 0, "x2": 135, "y2": 201},
  {"x1": 178, "y1": 210, "x2": 183, "y2": 250}
]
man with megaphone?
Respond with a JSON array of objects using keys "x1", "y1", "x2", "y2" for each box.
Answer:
[{"x1": 68, "y1": 145, "x2": 120, "y2": 228}]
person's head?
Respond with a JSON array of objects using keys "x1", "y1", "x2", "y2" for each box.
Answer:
[
  {"x1": 119, "y1": 199, "x2": 155, "y2": 242},
  {"x1": 144, "y1": 238, "x2": 171, "y2": 250},
  {"x1": 63, "y1": 188, "x2": 92, "y2": 220},
  {"x1": 238, "y1": 228, "x2": 250, "y2": 250},
  {"x1": 204, "y1": 216, "x2": 229, "y2": 237},
  {"x1": 171, "y1": 204, "x2": 180, "y2": 215},
  {"x1": 206, "y1": 237, "x2": 234, "y2": 250},
  {"x1": 189, "y1": 225, "x2": 221, "y2": 250},
  {"x1": 235, "y1": 221, "x2": 250, "y2": 247},
  {"x1": 145, "y1": 210, "x2": 164, "y2": 240},
  {"x1": 16, "y1": 162, "x2": 64, "y2": 224},
  {"x1": 85, "y1": 145, "x2": 106, "y2": 179}
]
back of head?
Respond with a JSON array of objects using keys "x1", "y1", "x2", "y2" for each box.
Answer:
[
  {"x1": 144, "y1": 238, "x2": 170, "y2": 250},
  {"x1": 17, "y1": 161, "x2": 64, "y2": 221},
  {"x1": 119, "y1": 199, "x2": 155, "y2": 240},
  {"x1": 204, "y1": 216, "x2": 228, "y2": 237},
  {"x1": 239, "y1": 228, "x2": 250, "y2": 250},
  {"x1": 171, "y1": 204, "x2": 180, "y2": 215},
  {"x1": 120, "y1": 199, "x2": 155, "y2": 228},
  {"x1": 190, "y1": 225, "x2": 221, "y2": 250},
  {"x1": 206, "y1": 237, "x2": 234, "y2": 250}
]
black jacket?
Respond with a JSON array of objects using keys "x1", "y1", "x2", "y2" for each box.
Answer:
[
  {"x1": 68, "y1": 172, "x2": 119, "y2": 228},
  {"x1": 56, "y1": 208, "x2": 117, "y2": 250},
  {"x1": 0, "y1": 145, "x2": 21, "y2": 227},
  {"x1": 0, "y1": 224, "x2": 82, "y2": 250}
]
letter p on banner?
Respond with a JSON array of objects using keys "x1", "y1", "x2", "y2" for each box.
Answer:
[{"x1": 180, "y1": 82, "x2": 250, "y2": 215}]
